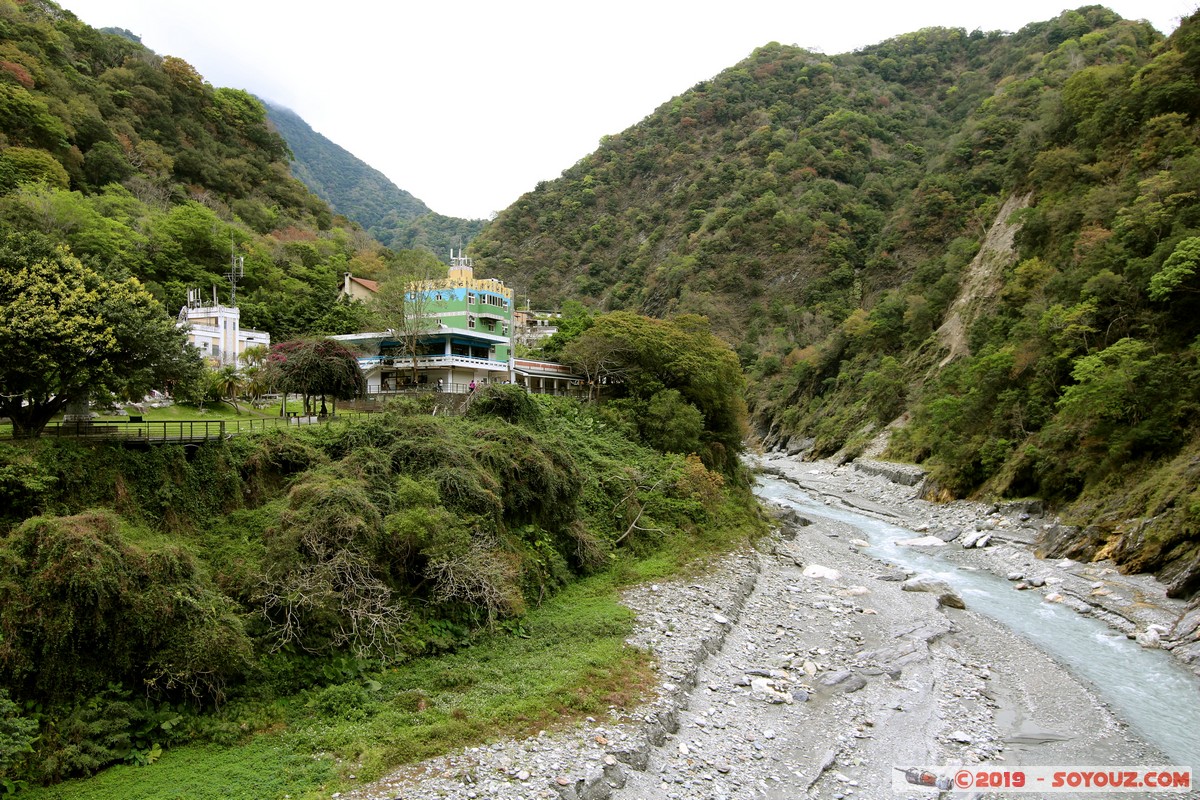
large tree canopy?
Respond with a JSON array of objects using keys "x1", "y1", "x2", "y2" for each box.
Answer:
[
  {"x1": 266, "y1": 337, "x2": 366, "y2": 415},
  {"x1": 561, "y1": 311, "x2": 747, "y2": 473},
  {"x1": 0, "y1": 231, "x2": 202, "y2": 436}
]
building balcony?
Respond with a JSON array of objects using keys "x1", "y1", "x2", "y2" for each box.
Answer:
[
  {"x1": 513, "y1": 358, "x2": 580, "y2": 378},
  {"x1": 358, "y1": 354, "x2": 509, "y2": 373}
]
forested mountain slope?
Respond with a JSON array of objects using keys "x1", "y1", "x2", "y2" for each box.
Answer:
[
  {"x1": 263, "y1": 102, "x2": 430, "y2": 226},
  {"x1": 0, "y1": 0, "x2": 388, "y2": 338},
  {"x1": 473, "y1": 6, "x2": 1200, "y2": 596},
  {"x1": 264, "y1": 100, "x2": 488, "y2": 259}
]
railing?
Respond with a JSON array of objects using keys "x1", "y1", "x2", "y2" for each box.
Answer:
[
  {"x1": 512, "y1": 359, "x2": 581, "y2": 378},
  {"x1": 32, "y1": 416, "x2": 321, "y2": 442},
  {"x1": 370, "y1": 380, "x2": 508, "y2": 396},
  {"x1": 358, "y1": 354, "x2": 509, "y2": 370}
]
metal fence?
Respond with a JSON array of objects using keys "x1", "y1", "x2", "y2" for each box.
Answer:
[{"x1": 23, "y1": 416, "x2": 321, "y2": 442}]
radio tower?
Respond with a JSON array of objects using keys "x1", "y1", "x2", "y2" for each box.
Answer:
[{"x1": 226, "y1": 238, "x2": 244, "y2": 306}]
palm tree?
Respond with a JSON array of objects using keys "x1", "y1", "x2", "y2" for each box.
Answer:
[
  {"x1": 211, "y1": 365, "x2": 245, "y2": 412},
  {"x1": 242, "y1": 344, "x2": 270, "y2": 368},
  {"x1": 242, "y1": 363, "x2": 271, "y2": 404}
]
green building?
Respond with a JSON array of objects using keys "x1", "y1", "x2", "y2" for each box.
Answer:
[{"x1": 338, "y1": 253, "x2": 513, "y2": 393}]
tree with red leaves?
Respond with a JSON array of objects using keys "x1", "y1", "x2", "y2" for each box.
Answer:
[{"x1": 266, "y1": 338, "x2": 365, "y2": 416}]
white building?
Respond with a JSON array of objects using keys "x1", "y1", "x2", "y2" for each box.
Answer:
[
  {"x1": 513, "y1": 308, "x2": 561, "y2": 349},
  {"x1": 178, "y1": 287, "x2": 270, "y2": 365}
]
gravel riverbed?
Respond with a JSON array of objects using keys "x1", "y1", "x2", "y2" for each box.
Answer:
[{"x1": 337, "y1": 454, "x2": 1197, "y2": 800}]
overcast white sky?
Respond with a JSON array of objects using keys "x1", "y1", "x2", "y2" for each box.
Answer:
[{"x1": 62, "y1": 1, "x2": 1195, "y2": 220}]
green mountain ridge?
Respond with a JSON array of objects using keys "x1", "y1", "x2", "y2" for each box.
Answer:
[
  {"x1": 0, "y1": 0, "x2": 402, "y2": 339},
  {"x1": 262, "y1": 99, "x2": 488, "y2": 259},
  {"x1": 470, "y1": 6, "x2": 1200, "y2": 596},
  {"x1": 261, "y1": 101, "x2": 430, "y2": 226}
]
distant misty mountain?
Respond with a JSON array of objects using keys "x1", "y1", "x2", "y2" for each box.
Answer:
[
  {"x1": 264, "y1": 102, "x2": 485, "y2": 257},
  {"x1": 263, "y1": 102, "x2": 429, "y2": 226}
]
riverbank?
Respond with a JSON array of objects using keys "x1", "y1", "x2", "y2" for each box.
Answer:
[
  {"x1": 756, "y1": 454, "x2": 1200, "y2": 679},
  {"x1": 340, "y1": 454, "x2": 1196, "y2": 800}
]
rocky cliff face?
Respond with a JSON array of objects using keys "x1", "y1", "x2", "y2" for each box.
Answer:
[{"x1": 1035, "y1": 441, "x2": 1200, "y2": 600}]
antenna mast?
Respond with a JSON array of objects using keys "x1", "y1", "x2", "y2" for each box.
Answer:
[{"x1": 226, "y1": 237, "x2": 244, "y2": 306}]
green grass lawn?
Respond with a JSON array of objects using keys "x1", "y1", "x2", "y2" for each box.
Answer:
[
  {"x1": 0, "y1": 401, "x2": 367, "y2": 439},
  {"x1": 103, "y1": 400, "x2": 357, "y2": 422},
  {"x1": 20, "y1": 740, "x2": 336, "y2": 800}
]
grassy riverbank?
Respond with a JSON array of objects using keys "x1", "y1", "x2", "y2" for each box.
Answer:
[
  {"x1": 20, "y1": 510, "x2": 757, "y2": 800},
  {"x1": 2, "y1": 390, "x2": 764, "y2": 799},
  {"x1": 22, "y1": 572, "x2": 651, "y2": 800}
]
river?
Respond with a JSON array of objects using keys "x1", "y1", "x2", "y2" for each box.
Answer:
[{"x1": 756, "y1": 472, "x2": 1200, "y2": 770}]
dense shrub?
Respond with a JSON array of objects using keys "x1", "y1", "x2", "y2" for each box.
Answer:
[
  {"x1": 466, "y1": 384, "x2": 544, "y2": 428},
  {"x1": 0, "y1": 510, "x2": 251, "y2": 705}
]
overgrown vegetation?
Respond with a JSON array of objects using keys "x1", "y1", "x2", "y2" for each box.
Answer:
[
  {"x1": 0, "y1": 395, "x2": 761, "y2": 796},
  {"x1": 548, "y1": 311, "x2": 748, "y2": 474}
]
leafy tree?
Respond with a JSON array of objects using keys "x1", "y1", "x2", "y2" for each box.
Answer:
[
  {"x1": 1054, "y1": 337, "x2": 1195, "y2": 461},
  {"x1": 241, "y1": 344, "x2": 270, "y2": 367},
  {"x1": 560, "y1": 326, "x2": 631, "y2": 400},
  {"x1": 0, "y1": 687, "x2": 37, "y2": 786},
  {"x1": 0, "y1": 231, "x2": 203, "y2": 436},
  {"x1": 81, "y1": 140, "x2": 134, "y2": 188},
  {"x1": 209, "y1": 365, "x2": 245, "y2": 412},
  {"x1": 538, "y1": 300, "x2": 594, "y2": 357},
  {"x1": 312, "y1": 295, "x2": 373, "y2": 336},
  {"x1": 266, "y1": 338, "x2": 365, "y2": 415},
  {"x1": 0, "y1": 84, "x2": 67, "y2": 151},
  {"x1": 1150, "y1": 235, "x2": 1200, "y2": 300},
  {"x1": 642, "y1": 389, "x2": 704, "y2": 454},
  {"x1": 368, "y1": 250, "x2": 448, "y2": 384},
  {"x1": 239, "y1": 344, "x2": 272, "y2": 402},
  {"x1": 562, "y1": 312, "x2": 746, "y2": 472},
  {"x1": 0, "y1": 146, "x2": 70, "y2": 192}
]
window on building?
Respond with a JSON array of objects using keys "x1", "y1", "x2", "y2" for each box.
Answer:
[
  {"x1": 468, "y1": 316, "x2": 475, "y2": 329},
  {"x1": 468, "y1": 292, "x2": 476, "y2": 304}
]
